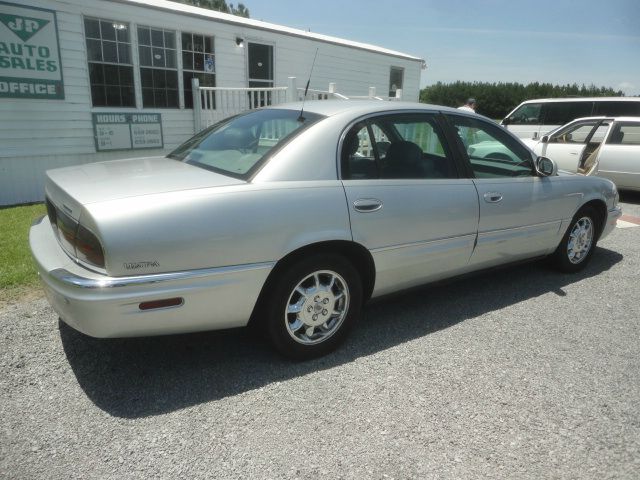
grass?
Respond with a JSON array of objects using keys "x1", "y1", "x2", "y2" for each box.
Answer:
[{"x1": 0, "y1": 203, "x2": 46, "y2": 299}]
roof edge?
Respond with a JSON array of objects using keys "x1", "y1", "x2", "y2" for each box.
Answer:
[{"x1": 112, "y1": 0, "x2": 424, "y2": 63}]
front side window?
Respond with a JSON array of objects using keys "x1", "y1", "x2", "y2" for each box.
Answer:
[
  {"x1": 448, "y1": 115, "x2": 534, "y2": 178},
  {"x1": 550, "y1": 120, "x2": 600, "y2": 144},
  {"x1": 341, "y1": 113, "x2": 457, "y2": 180},
  {"x1": 182, "y1": 32, "x2": 215, "y2": 108},
  {"x1": 138, "y1": 26, "x2": 178, "y2": 108},
  {"x1": 84, "y1": 18, "x2": 134, "y2": 107},
  {"x1": 506, "y1": 103, "x2": 542, "y2": 125},
  {"x1": 168, "y1": 109, "x2": 323, "y2": 179}
]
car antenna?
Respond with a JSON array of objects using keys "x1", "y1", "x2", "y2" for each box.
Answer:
[{"x1": 297, "y1": 48, "x2": 319, "y2": 123}]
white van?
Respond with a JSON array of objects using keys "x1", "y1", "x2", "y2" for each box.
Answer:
[{"x1": 501, "y1": 97, "x2": 640, "y2": 140}]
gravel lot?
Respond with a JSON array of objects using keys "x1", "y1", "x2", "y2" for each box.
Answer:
[{"x1": 2, "y1": 193, "x2": 639, "y2": 479}]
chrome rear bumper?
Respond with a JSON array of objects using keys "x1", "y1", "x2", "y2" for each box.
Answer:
[{"x1": 30, "y1": 216, "x2": 273, "y2": 338}]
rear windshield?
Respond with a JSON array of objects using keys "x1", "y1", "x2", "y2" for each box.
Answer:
[{"x1": 167, "y1": 109, "x2": 323, "y2": 179}]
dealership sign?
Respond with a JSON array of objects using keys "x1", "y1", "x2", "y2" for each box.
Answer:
[{"x1": 0, "y1": 1, "x2": 64, "y2": 99}]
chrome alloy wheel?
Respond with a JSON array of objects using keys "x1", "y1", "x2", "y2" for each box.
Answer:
[
  {"x1": 284, "y1": 270, "x2": 350, "y2": 345},
  {"x1": 567, "y1": 216, "x2": 594, "y2": 264}
]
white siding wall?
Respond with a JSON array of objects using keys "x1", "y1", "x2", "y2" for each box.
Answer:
[{"x1": 0, "y1": 0, "x2": 423, "y2": 205}]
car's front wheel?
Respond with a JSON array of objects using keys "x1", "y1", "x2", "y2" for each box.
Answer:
[
  {"x1": 265, "y1": 254, "x2": 362, "y2": 360},
  {"x1": 550, "y1": 206, "x2": 599, "y2": 273}
]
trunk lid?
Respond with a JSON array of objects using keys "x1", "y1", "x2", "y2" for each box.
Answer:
[{"x1": 45, "y1": 156, "x2": 244, "y2": 217}]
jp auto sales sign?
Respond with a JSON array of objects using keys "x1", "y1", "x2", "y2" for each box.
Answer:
[{"x1": 0, "y1": 2, "x2": 64, "y2": 99}]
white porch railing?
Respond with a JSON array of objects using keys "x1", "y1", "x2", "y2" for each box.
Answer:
[{"x1": 192, "y1": 77, "x2": 404, "y2": 132}]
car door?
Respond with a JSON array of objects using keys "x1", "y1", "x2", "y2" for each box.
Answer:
[
  {"x1": 538, "y1": 119, "x2": 611, "y2": 172},
  {"x1": 445, "y1": 113, "x2": 578, "y2": 269},
  {"x1": 340, "y1": 112, "x2": 479, "y2": 296},
  {"x1": 596, "y1": 121, "x2": 640, "y2": 190}
]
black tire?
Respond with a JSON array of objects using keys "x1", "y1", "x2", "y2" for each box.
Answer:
[
  {"x1": 265, "y1": 254, "x2": 362, "y2": 360},
  {"x1": 550, "y1": 206, "x2": 599, "y2": 273}
]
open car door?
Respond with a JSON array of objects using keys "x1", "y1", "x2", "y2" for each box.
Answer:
[{"x1": 540, "y1": 119, "x2": 612, "y2": 173}]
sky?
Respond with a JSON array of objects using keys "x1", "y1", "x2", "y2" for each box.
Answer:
[{"x1": 246, "y1": 0, "x2": 640, "y2": 95}]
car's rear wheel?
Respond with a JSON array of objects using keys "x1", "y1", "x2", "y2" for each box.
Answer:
[
  {"x1": 265, "y1": 254, "x2": 362, "y2": 360},
  {"x1": 550, "y1": 206, "x2": 599, "y2": 273}
]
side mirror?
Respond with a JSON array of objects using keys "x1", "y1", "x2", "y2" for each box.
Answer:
[
  {"x1": 535, "y1": 156, "x2": 557, "y2": 177},
  {"x1": 540, "y1": 135, "x2": 549, "y2": 143},
  {"x1": 502, "y1": 117, "x2": 511, "y2": 126}
]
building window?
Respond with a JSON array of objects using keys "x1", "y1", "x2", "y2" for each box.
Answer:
[
  {"x1": 84, "y1": 18, "x2": 134, "y2": 107},
  {"x1": 182, "y1": 33, "x2": 215, "y2": 108},
  {"x1": 138, "y1": 26, "x2": 179, "y2": 108}
]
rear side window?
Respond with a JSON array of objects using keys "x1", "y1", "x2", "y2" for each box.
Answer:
[
  {"x1": 609, "y1": 123, "x2": 640, "y2": 145},
  {"x1": 341, "y1": 113, "x2": 458, "y2": 180},
  {"x1": 593, "y1": 101, "x2": 640, "y2": 117},
  {"x1": 541, "y1": 102, "x2": 593, "y2": 125}
]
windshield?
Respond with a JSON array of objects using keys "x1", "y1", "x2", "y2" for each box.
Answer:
[{"x1": 167, "y1": 109, "x2": 323, "y2": 179}]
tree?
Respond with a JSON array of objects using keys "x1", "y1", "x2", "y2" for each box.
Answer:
[
  {"x1": 420, "y1": 81, "x2": 624, "y2": 119},
  {"x1": 171, "y1": 0, "x2": 250, "y2": 17}
]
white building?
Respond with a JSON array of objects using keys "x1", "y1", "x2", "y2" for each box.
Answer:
[{"x1": 0, "y1": 0, "x2": 425, "y2": 205}]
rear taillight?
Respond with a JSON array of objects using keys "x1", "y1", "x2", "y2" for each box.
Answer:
[
  {"x1": 46, "y1": 198, "x2": 105, "y2": 269},
  {"x1": 76, "y1": 224, "x2": 105, "y2": 268}
]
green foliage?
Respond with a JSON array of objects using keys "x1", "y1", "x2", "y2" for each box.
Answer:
[
  {"x1": 171, "y1": 0, "x2": 250, "y2": 17},
  {"x1": 0, "y1": 204, "x2": 45, "y2": 294},
  {"x1": 420, "y1": 81, "x2": 625, "y2": 119}
]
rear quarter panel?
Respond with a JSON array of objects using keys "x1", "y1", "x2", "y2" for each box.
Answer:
[
  {"x1": 83, "y1": 181, "x2": 352, "y2": 277},
  {"x1": 597, "y1": 145, "x2": 640, "y2": 190}
]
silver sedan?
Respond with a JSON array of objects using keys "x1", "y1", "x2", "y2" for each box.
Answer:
[{"x1": 29, "y1": 101, "x2": 622, "y2": 359}]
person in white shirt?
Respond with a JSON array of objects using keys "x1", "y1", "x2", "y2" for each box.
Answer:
[{"x1": 458, "y1": 98, "x2": 477, "y2": 113}]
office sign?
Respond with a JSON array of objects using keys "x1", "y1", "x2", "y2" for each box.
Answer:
[
  {"x1": 0, "y1": 1, "x2": 64, "y2": 99},
  {"x1": 93, "y1": 113, "x2": 164, "y2": 151}
]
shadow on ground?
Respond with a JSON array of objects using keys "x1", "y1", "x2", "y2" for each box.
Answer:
[
  {"x1": 60, "y1": 247, "x2": 622, "y2": 418},
  {"x1": 620, "y1": 191, "x2": 640, "y2": 205}
]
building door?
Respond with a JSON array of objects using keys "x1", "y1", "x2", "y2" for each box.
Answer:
[
  {"x1": 248, "y1": 42, "x2": 273, "y2": 107},
  {"x1": 388, "y1": 66, "x2": 404, "y2": 98}
]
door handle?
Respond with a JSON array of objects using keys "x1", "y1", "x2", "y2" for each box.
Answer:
[
  {"x1": 353, "y1": 198, "x2": 383, "y2": 212},
  {"x1": 483, "y1": 192, "x2": 503, "y2": 203},
  {"x1": 569, "y1": 152, "x2": 579, "y2": 155}
]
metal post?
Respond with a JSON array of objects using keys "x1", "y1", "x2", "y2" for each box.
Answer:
[{"x1": 287, "y1": 77, "x2": 297, "y2": 102}]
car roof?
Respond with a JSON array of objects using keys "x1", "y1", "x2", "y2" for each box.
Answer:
[
  {"x1": 269, "y1": 100, "x2": 466, "y2": 117},
  {"x1": 569, "y1": 116, "x2": 640, "y2": 123},
  {"x1": 519, "y1": 97, "x2": 640, "y2": 104}
]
